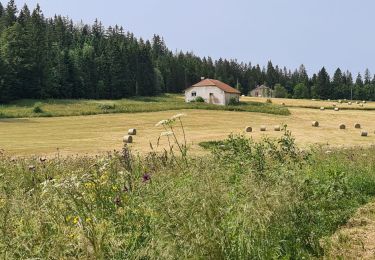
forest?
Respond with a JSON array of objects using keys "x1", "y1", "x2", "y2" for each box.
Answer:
[{"x1": 0, "y1": 0, "x2": 374, "y2": 102}]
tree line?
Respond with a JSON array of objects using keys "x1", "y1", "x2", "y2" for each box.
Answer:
[{"x1": 0, "y1": 0, "x2": 374, "y2": 102}]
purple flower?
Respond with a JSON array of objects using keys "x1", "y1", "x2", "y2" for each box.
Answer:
[{"x1": 142, "y1": 173, "x2": 151, "y2": 183}]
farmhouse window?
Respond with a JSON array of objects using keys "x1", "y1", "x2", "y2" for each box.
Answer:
[{"x1": 192, "y1": 91, "x2": 197, "y2": 97}]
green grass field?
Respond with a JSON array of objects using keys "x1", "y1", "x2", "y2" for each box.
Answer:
[
  {"x1": 0, "y1": 132, "x2": 374, "y2": 258},
  {"x1": 0, "y1": 94, "x2": 289, "y2": 118}
]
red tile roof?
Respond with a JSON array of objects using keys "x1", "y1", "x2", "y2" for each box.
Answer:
[{"x1": 190, "y1": 79, "x2": 241, "y2": 94}]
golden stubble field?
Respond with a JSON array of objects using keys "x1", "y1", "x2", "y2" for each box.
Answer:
[
  {"x1": 0, "y1": 106, "x2": 375, "y2": 157},
  {"x1": 242, "y1": 96, "x2": 375, "y2": 109}
]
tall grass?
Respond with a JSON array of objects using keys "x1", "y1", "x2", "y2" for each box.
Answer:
[
  {"x1": 0, "y1": 94, "x2": 290, "y2": 118},
  {"x1": 0, "y1": 130, "x2": 374, "y2": 258}
]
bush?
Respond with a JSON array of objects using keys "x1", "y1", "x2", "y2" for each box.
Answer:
[
  {"x1": 32, "y1": 102, "x2": 43, "y2": 113},
  {"x1": 228, "y1": 97, "x2": 240, "y2": 106},
  {"x1": 274, "y1": 84, "x2": 288, "y2": 98},
  {"x1": 194, "y1": 96, "x2": 205, "y2": 103},
  {"x1": 98, "y1": 103, "x2": 116, "y2": 110}
]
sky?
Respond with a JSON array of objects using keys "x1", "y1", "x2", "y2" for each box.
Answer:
[{"x1": 10, "y1": 0, "x2": 375, "y2": 76}]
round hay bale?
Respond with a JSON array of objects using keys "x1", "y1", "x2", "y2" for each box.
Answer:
[
  {"x1": 338, "y1": 100, "x2": 342, "y2": 103},
  {"x1": 128, "y1": 128, "x2": 137, "y2": 135},
  {"x1": 327, "y1": 99, "x2": 331, "y2": 101},
  {"x1": 320, "y1": 107, "x2": 325, "y2": 111},
  {"x1": 312, "y1": 121, "x2": 319, "y2": 127},
  {"x1": 281, "y1": 102, "x2": 285, "y2": 106},
  {"x1": 334, "y1": 107, "x2": 339, "y2": 111},
  {"x1": 245, "y1": 126, "x2": 252, "y2": 132},
  {"x1": 348, "y1": 102, "x2": 352, "y2": 105},
  {"x1": 274, "y1": 125, "x2": 281, "y2": 131},
  {"x1": 332, "y1": 104, "x2": 336, "y2": 107},
  {"x1": 260, "y1": 126, "x2": 267, "y2": 131},
  {"x1": 360, "y1": 103, "x2": 364, "y2": 107},
  {"x1": 339, "y1": 124, "x2": 346, "y2": 129},
  {"x1": 356, "y1": 101, "x2": 360, "y2": 104},
  {"x1": 363, "y1": 101, "x2": 367, "y2": 104},
  {"x1": 123, "y1": 135, "x2": 133, "y2": 143},
  {"x1": 354, "y1": 123, "x2": 361, "y2": 129},
  {"x1": 312, "y1": 99, "x2": 316, "y2": 101},
  {"x1": 361, "y1": 131, "x2": 368, "y2": 137}
]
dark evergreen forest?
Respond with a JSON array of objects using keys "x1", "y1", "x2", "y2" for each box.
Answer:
[{"x1": 0, "y1": 0, "x2": 374, "y2": 102}]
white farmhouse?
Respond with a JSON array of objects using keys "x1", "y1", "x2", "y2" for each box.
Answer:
[{"x1": 185, "y1": 78, "x2": 241, "y2": 105}]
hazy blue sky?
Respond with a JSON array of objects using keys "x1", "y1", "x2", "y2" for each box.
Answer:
[{"x1": 11, "y1": 0, "x2": 375, "y2": 76}]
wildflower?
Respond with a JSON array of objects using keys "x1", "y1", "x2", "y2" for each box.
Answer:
[
  {"x1": 155, "y1": 119, "x2": 169, "y2": 127},
  {"x1": 73, "y1": 216, "x2": 80, "y2": 225},
  {"x1": 171, "y1": 113, "x2": 186, "y2": 120},
  {"x1": 160, "y1": 131, "x2": 173, "y2": 137},
  {"x1": 142, "y1": 173, "x2": 151, "y2": 183},
  {"x1": 86, "y1": 217, "x2": 92, "y2": 223}
]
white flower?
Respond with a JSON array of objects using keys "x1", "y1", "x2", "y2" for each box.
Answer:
[
  {"x1": 160, "y1": 131, "x2": 173, "y2": 137},
  {"x1": 171, "y1": 113, "x2": 186, "y2": 120},
  {"x1": 155, "y1": 119, "x2": 169, "y2": 127}
]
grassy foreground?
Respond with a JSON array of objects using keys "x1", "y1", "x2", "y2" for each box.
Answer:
[
  {"x1": 0, "y1": 94, "x2": 289, "y2": 118},
  {"x1": 0, "y1": 127, "x2": 374, "y2": 259}
]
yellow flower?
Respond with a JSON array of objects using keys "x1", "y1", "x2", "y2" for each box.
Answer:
[
  {"x1": 73, "y1": 216, "x2": 79, "y2": 224},
  {"x1": 86, "y1": 217, "x2": 92, "y2": 223}
]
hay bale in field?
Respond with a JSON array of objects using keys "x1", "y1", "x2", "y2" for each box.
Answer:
[
  {"x1": 245, "y1": 126, "x2": 252, "y2": 132},
  {"x1": 348, "y1": 102, "x2": 352, "y2": 105},
  {"x1": 360, "y1": 104, "x2": 364, "y2": 107},
  {"x1": 361, "y1": 131, "x2": 368, "y2": 137},
  {"x1": 354, "y1": 123, "x2": 361, "y2": 129},
  {"x1": 260, "y1": 126, "x2": 267, "y2": 131},
  {"x1": 327, "y1": 99, "x2": 331, "y2": 101},
  {"x1": 363, "y1": 101, "x2": 367, "y2": 104},
  {"x1": 274, "y1": 125, "x2": 281, "y2": 131},
  {"x1": 334, "y1": 107, "x2": 339, "y2": 111},
  {"x1": 281, "y1": 102, "x2": 285, "y2": 106},
  {"x1": 312, "y1": 99, "x2": 316, "y2": 101},
  {"x1": 356, "y1": 101, "x2": 360, "y2": 104},
  {"x1": 338, "y1": 100, "x2": 342, "y2": 103},
  {"x1": 123, "y1": 135, "x2": 133, "y2": 143},
  {"x1": 332, "y1": 104, "x2": 336, "y2": 107},
  {"x1": 320, "y1": 107, "x2": 325, "y2": 111},
  {"x1": 339, "y1": 124, "x2": 346, "y2": 129},
  {"x1": 128, "y1": 128, "x2": 137, "y2": 135},
  {"x1": 312, "y1": 121, "x2": 319, "y2": 127}
]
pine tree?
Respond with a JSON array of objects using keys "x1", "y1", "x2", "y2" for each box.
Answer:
[
  {"x1": 316, "y1": 67, "x2": 331, "y2": 99},
  {"x1": 3, "y1": 0, "x2": 17, "y2": 27}
]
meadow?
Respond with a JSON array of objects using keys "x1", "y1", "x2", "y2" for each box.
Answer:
[
  {"x1": 0, "y1": 128, "x2": 374, "y2": 259},
  {"x1": 0, "y1": 94, "x2": 289, "y2": 118},
  {"x1": 0, "y1": 107, "x2": 374, "y2": 156},
  {"x1": 1, "y1": 97, "x2": 375, "y2": 258}
]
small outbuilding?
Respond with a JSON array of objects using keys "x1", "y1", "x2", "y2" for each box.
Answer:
[
  {"x1": 185, "y1": 78, "x2": 241, "y2": 106},
  {"x1": 250, "y1": 85, "x2": 273, "y2": 98}
]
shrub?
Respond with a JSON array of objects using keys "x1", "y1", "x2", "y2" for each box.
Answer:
[
  {"x1": 228, "y1": 97, "x2": 240, "y2": 106},
  {"x1": 98, "y1": 103, "x2": 116, "y2": 110},
  {"x1": 195, "y1": 96, "x2": 205, "y2": 103},
  {"x1": 274, "y1": 84, "x2": 288, "y2": 98},
  {"x1": 32, "y1": 102, "x2": 43, "y2": 113}
]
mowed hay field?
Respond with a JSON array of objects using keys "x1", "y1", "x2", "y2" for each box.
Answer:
[
  {"x1": 242, "y1": 96, "x2": 375, "y2": 109},
  {"x1": 1, "y1": 106, "x2": 375, "y2": 156}
]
